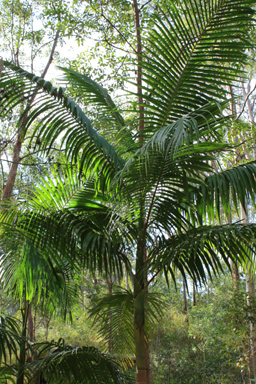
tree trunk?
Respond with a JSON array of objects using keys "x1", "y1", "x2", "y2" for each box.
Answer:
[
  {"x1": 134, "y1": 215, "x2": 148, "y2": 384},
  {"x1": 241, "y1": 204, "x2": 256, "y2": 382},
  {"x1": 192, "y1": 282, "x2": 196, "y2": 307},
  {"x1": 132, "y1": 0, "x2": 149, "y2": 382},
  {"x1": 183, "y1": 276, "x2": 187, "y2": 313},
  {"x1": 16, "y1": 301, "x2": 29, "y2": 384},
  {"x1": 1, "y1": 30, "x2": 59, "y2": 200}
]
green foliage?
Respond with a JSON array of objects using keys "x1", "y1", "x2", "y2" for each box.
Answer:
[
  {"x1": 1, "y1": 0, "x2": 256, "y2": 383},
  {"x1": 150, "y1": 275, "x2": 250, "y2": 384}
]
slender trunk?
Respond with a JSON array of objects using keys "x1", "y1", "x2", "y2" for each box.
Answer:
[
  {"x1": 192, "y1": 282, "x2": 196, "y2": 307},
  {"x1": 28, "y1": 304, "x2": 35, "y2": 341},
  {"x1": 183, "y1": 276, "x2": 187, "y2": 313},
  {"x1": 107, "y1": 274, "x2": 113, "y2": 353},
  {"x1": 16, "y1": 301, "x2": 29, "y2": 384},
  {"x1": 228, "y1": 86, "x2": 240, "y2": 288},
  {"x1": 241, "y1": 204, "x2": 256, "y2": 382},
  {"x1": 1, "y1": 30, "x2": 60, "y2": 200},
  {"x1": 132, "y1": 1, "x2": 149, "y2": 382},
  {"x1": 242, "y1": 82, "x2": 256, "y2": 381},
  {"x1": 133, "y1": 0, "x2": 144, "y2": 142},
  {"x1": 134, "y1": 209, "x2": 148, "y2": 384}
]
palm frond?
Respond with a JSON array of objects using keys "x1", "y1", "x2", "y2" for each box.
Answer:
[
  {"x1": 150, "y1": 224, "x2": 256, "y2": 285},
  {"x1": 136, "y1": 0, "x2": 254, "y2": 134},
  {"x1": 195, "y1": 161, "x2": 256, "y2": 222},
  {"x1": 60, "y1": 67, "x2": 125, "y2": 128},
  {"x1": 0, "y1": 315, "x2": 21, "y2": 364},
  {"x1": 89, "y1": 289, "x2": 165, "y2": 365},
  {"x1": 0, "y1": 61, "x2": 124, "y2": 183},
  {"x1": 30, "y1": 340, "x2": 133, "y2": 384}
]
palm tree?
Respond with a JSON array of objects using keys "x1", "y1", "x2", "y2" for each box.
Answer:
[{"x1": 1, "y1": 1, "x2": 256, "y2": 383}]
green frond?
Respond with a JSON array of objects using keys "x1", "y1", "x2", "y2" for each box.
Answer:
[
  {"x1": 59, "y1": 67, "x2": 136, "y2": 157},
  {"x1": 0, "y1": 365, "x2": 17, "y2": 384},
  {"x1": 150, "y1": 224, "x2": 256, "y2": 285},
  {"x1": 136, "y1": 0, "x2": 254, "y2": 134},
  {"x1": 31, "y1": 340, "x2": 133, "y2": 384},
  {"x1": 0, "y1": 61, "x2": 124, "y2": 182},
  {"x1": 0, "y1": 315, "x2": 21, "y2": 364},
  {"x1": 89, "y1": 289, "x2": 165, "y2": 364},
  {"x1": 60, "y1": 67, "x2": 125, "y2": 129},
  {"x1": 196, "y1": 161, "x2": 256, "y2": 223}
]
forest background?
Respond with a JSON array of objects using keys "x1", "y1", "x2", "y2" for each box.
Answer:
[{"x1": 1, "y1": 1, "x2": 256, "y2": 384}]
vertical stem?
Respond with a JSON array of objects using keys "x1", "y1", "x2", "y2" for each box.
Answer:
[
  {"x1": 107, "y1": 273, "x2": 113, "y2": 353},
  {"x1": 16, "y1": 301, "x2": 29, "y2": 384},
  {"x1": 241, "y1": 203, "x2": 256, "y2": 382},
  {"x1": 134, "y1": 203, "x2": 148, "y2": 384},
  {"x1": 193, "y1": 282, "x2": 196, "y2": 307},
  {"x1": 183, "y1": 276, "x2": 187, "y2": 313},
  {"x1": 133, "y1": 0, "x2": 144, "y2": 142},
  {"x1": 1, "y1": 30, "x2": 60, "y2": 200},
  {"x1": 132, "y1": 1, "x2": 148, "y2": 382}
]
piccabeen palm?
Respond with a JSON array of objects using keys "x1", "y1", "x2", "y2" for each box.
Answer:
[{"x1": 0, "y1": 1, "x2": 256, "y2": 383}]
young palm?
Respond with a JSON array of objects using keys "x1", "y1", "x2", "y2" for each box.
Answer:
[{"x1": 1, "y1": 1, "x2": 256, "y2": 383}]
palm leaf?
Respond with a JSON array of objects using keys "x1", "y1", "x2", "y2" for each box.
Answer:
[
  {"x1": 135, "y1": 0, "x2": 254, "y2": 134},
  {"x1": 0, "y1": 61, "x2": 124, "y2": 183},
  {"x1": 89, "y1": 289, "x2": 165, "y2": 366},
  {"x1": 31, "y1": 340, "x2": 133, "y2": 384},
  {"x1": 0, "y1": 315, "x2": 21, "y2": 364},
  {"x1": 150, "y1": 223, "x2": 256, "y2": 285},
  {"x1": 195, "y1": 161, "x2": 256, "y2": 223}
]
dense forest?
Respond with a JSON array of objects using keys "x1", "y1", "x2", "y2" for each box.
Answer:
[{"x1": 1, "y1": 0, "x2": 256, "y2": 383}]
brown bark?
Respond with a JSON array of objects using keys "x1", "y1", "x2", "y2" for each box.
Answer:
[
  {"x1": 192, "y1": 282, "x2": 196, "y2": 306},
  {"x1": 107, "y1": 274, "x2": 113, "y2": 353},
  {"x1": 27, "y1": 305, "x2": 35, "y2": 341},
  {"x1": 1, "y1": 30, "x2": 60, "y2": 200},
  {"x1": 183, "y1": 276, "x2": 187, "y2": 313},
  {"x1": 133, "y1": 0, "x2": 144, "y2": 143},
  {"x1": 241, "y1": 203, "x2": 256, "y2": 382},
  {"x1": 132, "y1": 1, "x2": 149, "y2": 382}
]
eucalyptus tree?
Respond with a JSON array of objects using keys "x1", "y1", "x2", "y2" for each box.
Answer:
[{"x1": 1, "y1": 1, "x2": 256, "y2": 384}]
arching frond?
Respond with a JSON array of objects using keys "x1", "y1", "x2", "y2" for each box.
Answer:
[
  {"x1": 150, "y1": 224, "x2": 256, "y2": 286},
  {"x1": 89, "y1": 289, "x2": 165, "y2": 366},
  {"x1": 31, "y1": 340, "x2": 133, "y2": 384},
  {"x1": 0, "y1": 61, "x2": 124, "y2": 184},
  {"x1": 136, "y1": 0, "x2": 254, "y2": 134},
  {"x1": 195, "y1": 161, "x2": 256, "y2": 223},
  {"x1": 0, "y1": 315, "x2": 21, "y2": 364},
  {"x1": 60, "y1": 67, "x2": 125, "y2": 128}
]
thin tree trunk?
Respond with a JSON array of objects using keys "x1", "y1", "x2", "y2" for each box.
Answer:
[
  {"x1": 192, "y1": 282, "x2": 196, "y2": 307},
  {"x1": 183, "y1": 276, "x2": 187, "y2": 313},
  {"x1": 133, "y1": 0, "x2": 144, "y2": 143},
  {"x1": 16, "y1": 301, "x2": 29, "y2": 384},
  {"x1": 241, "y1": 81, "x2": 256, "y2": 382},
  {"x1": 107, "y1": 273, "x2": 113, "y2": 353},
  {"x1": 132, "y1": 1, "x2": 149, "y2": 382},
  {"x1": 1, "y1": 30, "x2": 60, "y2": 200},
  {"x1": 28, "y1": 304, "x2": 35, "y2": 341},
  {"x1": 134, "y1": 214, "x2": 148, "y2": 384},
  {"x1": 228, "y1": 85, "x2": 240, "y2": 289},
  {"x1": 241, "y1": 204, "x2": 256, "y2": 382}
]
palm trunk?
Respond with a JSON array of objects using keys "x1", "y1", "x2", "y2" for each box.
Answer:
[
  {"x1": 134, "y1": 207, "x2": 148, "y2": 384},
  {"x1": 132, "y1": 1, "x2": 148, "y2": 382}
]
